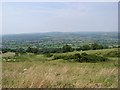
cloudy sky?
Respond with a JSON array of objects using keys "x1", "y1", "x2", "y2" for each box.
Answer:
[{"x1": 2, "y1": 2, "x2": 118, "y2": 34}]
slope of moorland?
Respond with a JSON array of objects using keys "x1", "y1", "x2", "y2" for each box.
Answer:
[{"x1": 2, "y1": 48, "x2": 118, "y2": 88}]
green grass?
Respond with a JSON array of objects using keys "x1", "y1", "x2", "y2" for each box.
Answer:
[
  {"x1": 2, "y1": 48, "x2": 118, "y2": 88},
  {"x1": 54, "y1": 48, "x2": 118, "y2": 56}
]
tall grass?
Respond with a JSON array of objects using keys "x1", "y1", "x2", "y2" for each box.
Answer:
[
  {"x1": 2, "y1": 48, "x2": 118, "y2": 88},
  {"x1": 2, "y1": 59, "x2": 118, "y2": 88}
]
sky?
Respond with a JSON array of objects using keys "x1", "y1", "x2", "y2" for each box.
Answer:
[{"x1": 2, "y1": 2, "x2": 118, "y2": 34}]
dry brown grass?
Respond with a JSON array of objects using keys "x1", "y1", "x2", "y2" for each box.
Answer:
[
  {"x1": 2, "y1": 52, "x2": 15, "y2": 58},
  {"x1": 2, "y1": 49, "x2": 118, "y2": 88},
  {"x1": 2, "y1": 59, "x2": 118, "y2": 88}
]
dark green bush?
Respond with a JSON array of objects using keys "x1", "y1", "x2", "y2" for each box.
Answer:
[
  {"x1": 72, "y1": 53, "x2": 81, "y2": 62},
  {"x1": 80, "y1": 54, "x2": 108, "y2": 63},
  {"x1": 45, "y1": 53, "x2": 53, "y2": 57},
  {"x1": 53, "y1": 55, "x2": 67, "y2": 60},
  {"x1": 61, "y1": 44, "x2": 73, "y2": 53},
  {"x1": 53, "y1": 52, "x2": 108, "y2": 63},
  {"x1": 81, "y1": 52, "x2": 88, "y2": 56}
]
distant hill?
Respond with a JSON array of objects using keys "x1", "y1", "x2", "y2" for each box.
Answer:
[
  {"x1": 2, "y1": 32, "x2": 118, "y2": 49},
  {"x1": 2, "y1": 32, "x2": 118, "y2": 41}
]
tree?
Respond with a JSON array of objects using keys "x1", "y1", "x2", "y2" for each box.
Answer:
[
  {"x1": 81, "y1": 52, "x2": 88, "y2": 56},
  {"x1": 2, "y1": 48, "x2": 8, "y2": 53},
  {"x1": 16, "y1": 48, "x2": 26, "y2": 54},
  {"x1": 118, "y1": 45, "x2": 120, "y2": 48},
  {"x1": 91, "y1": 43, "x2": 98, "y2": 50},
  {"x1": 61, "y1": 44, "x2": 73, "y2": 53},
  {"x1": 76, "y1": 46, "x2": 82, "y2": 51},
  {"x1": 81, "y1": 45, "x2": 91, "y2": 51},
  {"x1": 32, "y1": 48, "x2": 39, "y2": 54},
  {"x1": 26, "y1": 46, "x2": 32, "y2": 53},
  {"x1": 81, "y1": 53, "x2": 89, "y2": 62},
  {"x1": 97, "y1": 45, "x2": 104, "y2": 49},
  {"x1": 26, "y1": 46, "x2": 39, "y2": 54},
  {"x1": 74, "y1": 53, "x2": 81, "y2": 62},
  {"x1": 103, "y1": 45, "x2": 108, "y2": 49},
  {"x1": 91, "y1": 43, "x2": 104, "y2": 50}
]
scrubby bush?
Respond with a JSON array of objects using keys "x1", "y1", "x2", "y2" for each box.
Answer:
[
  {"x1": 81, "y1": 53, "x2": 88, "y2": 56},
  {"x1": 45, "y1": 53, "x2": 53, "y2": 57},
  {"x1": 81, "y1": 54, "x2": 108, "y2": 63},
  {"x1": 61, "y1": 44, "x2": 73, "y2": 53},
  {"x1": 53, "y1": 52, "x2": 108, "y2": 63},
  {"x1": 53, "y1": 55, "x2": 67, "y2": 60},
  {"x1": 72, "y1": 53, "x2": 81, "y2": 62},
  {"x1": 81, "y1": 45, "x2": 91, "y2": 51}
]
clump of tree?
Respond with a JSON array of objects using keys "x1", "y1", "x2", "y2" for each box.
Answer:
[
  {"x1": 1, "y1": 43, "x2": 110, "y2": 54},
  {"x1": 91, "y1": 43, "x2": 104, "y2": 50},
  {"x1": 39, "y1": 48, "x2": 61, "y2": 54},
  {"x1": 80, "y1": 45, "x2": 91, "y2": 51},
  {"x1": 2, "y1": 48, "x2": 10, "y2": 53},
  {"x1": 44, "y1": 53, "x2": 53, "y2": 57},
  {"x1": 61, "y1": 44, "x2": 74, "y2": 53},
  {"x1": 2, "y1": 48, "x2": 18, "y2": 53},
  {"x1": 26, "y1": 46, "x2": 39, "y2": 54},
  {"x1": 15, "y1": 48, "x2": 26, "y2": 56},
  {"x1": 76, "y1": 43, "x2": 108, "y2": 51}
]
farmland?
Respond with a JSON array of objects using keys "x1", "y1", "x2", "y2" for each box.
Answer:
[
  {"x1": 2, "y1": 32, "x2": 118, "y2": 49},
  {"x1": 2, "y1": 1, "x2": 119, "y2": 88},
  {"x1": 1, "y1": 32, "x2": 119, "y2": 88}
]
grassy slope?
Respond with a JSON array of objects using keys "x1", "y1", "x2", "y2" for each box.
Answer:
[
  {"x1": 2, "y1": 48, "x2": 118, "y2": 88},
  {"x1": 54, "y1": 48, "x2": 118, "y2": 56}
]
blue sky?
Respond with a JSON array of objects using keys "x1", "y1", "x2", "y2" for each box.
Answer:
[{"x1": 2, "y1": 2, "x2": 118, "y2": 34}]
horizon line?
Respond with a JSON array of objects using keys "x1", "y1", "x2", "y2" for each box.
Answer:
[{"x1": 2, "y1": 31, "x2": 118, "y2": 35}]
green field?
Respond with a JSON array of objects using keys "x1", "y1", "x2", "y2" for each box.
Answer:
[
  {"x1": 2, "y1": 32, "x2": 118, "y2": 49},
  {"x1": 2, "y1": 48, "x2": 118, "y2": 88}
]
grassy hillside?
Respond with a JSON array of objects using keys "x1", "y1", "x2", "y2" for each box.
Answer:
[
  {"x1": 2, "y1": 48, "x2": 118, "y2": 88},
  {"x1": 54, "y1": 48, "x2": 118, "y2": 56}
]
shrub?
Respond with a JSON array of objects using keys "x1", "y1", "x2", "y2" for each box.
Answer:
[
  {"x1": 70, "y1": 53, "x2": 108, "y2": 63},
  {"x1": 81, "y1": 54, "x2": 108, "y2": 63},
  {"x1": 61, "y1": 44, "x2": 73, "y2": 53},
  {"x1": 53, "y1": 55, "x2": 67, "y2": 60},
  {"x1": 81, "y1": 53, "x2": 88, "y2": 56},
  {"x1": 81, "y1": 45, "x2": 91, "y2": 51},
  {"x1": 53, "y1": 52, "x2": 108, "y2": 63},
  {"x1": 72, "y1": 53, "x2": 81, "y2": 62},
  {"x1": 45, "y1": 53, "x2": 53, "y2": 57}
]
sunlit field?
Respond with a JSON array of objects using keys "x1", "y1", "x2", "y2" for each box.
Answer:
[
  {"x1": 2, "y1": 1, "x2": 118, "y2": 89},
  {"x1": 2, "y1": 48, "x2": 118, "y2": 88}
]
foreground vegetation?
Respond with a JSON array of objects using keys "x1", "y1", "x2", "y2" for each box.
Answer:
[{"x1": 2, "y1": 48, "x2": 118, "y2": 88}]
